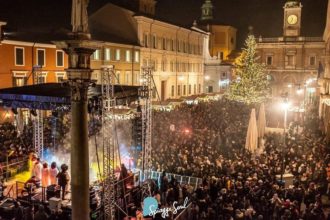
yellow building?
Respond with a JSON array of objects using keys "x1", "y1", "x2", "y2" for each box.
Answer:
[
  {"x1": 89, "y1": 1, "x2": 206, "y2": 101},
  {"x1": 90, "y1": 43, "x2": 141, "y2": 86},
  {"x1": 209, "y1": 25, "x2": 237, "y2": 60}
]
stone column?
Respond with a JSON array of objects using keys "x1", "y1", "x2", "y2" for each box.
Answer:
[{"x1": 54, "y1": 41, "x2": 97, "y2": 220}]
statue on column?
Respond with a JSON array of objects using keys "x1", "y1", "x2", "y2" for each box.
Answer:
[{"x1": 71, "y1": 0, "x2": 89, "y2": 34}]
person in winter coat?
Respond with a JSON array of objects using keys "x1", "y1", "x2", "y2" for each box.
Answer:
[
  {"x1": 32, "y1": 158, "x2": 42, "y2": 180},
  {"x1": 41, "y1": 162, "x2": 50, "y2": 187},
  {"x1": 49, "y1": 162, "x2": 59, "y2": 185}
]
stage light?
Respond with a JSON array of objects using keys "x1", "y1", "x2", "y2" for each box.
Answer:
[
  {"x1": 184, "y1": 129, "x2": 190, "y2": 134},
  {"x1": 4, "y1": 112, "x2": 11, "y2": 119},
  {"x1": 281, "y1": 102, "x2": 290, "y2": 110}
]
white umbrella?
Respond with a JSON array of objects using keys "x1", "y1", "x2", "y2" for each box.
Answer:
[
  {"x1": 245, "y1": 108, "x2": 258, "y2": 152},
  {"x1": 258, "y1": 103, "x2": 266, "y2": 138}
]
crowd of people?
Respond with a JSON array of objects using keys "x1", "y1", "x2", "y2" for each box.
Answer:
[
  {"x1": 147, "y1": 99, "x2": 330, "y2": 219},
  {"x1": 0, "y1": 97, "x2": 329, "y2": 219},
  {"x1": 0, "y1": 122, "x2": 33, "y2": 163},
  {"x1": 152, "y1": 99, "x2": 250, "y2": 176}
]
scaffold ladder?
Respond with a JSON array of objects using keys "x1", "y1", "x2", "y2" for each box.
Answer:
[
  {"x1": 101, "y1": 65, "x2": 118, "y2": 220},
  {"x1": 33, "y1": 65, "x2": 44, "y2": 159},
  {"x1": 141, "y1": 66, "x2": 153, "y2": 181}
]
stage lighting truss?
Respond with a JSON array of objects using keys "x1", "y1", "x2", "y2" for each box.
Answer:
[
  {"x1": 33, "y1": 65, "x2": 44, "y2": 159},
  {"x1": 101, "y1": 65, "x2": 121, "y2": 219},
  {"x1": 140, "y1": 66, "x2": 153, "y2": 184}
]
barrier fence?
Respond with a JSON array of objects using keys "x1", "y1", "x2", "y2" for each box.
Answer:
[
  {"x1": 1, "y1": 157, "x2": 29, "y2": 180},
  {"x1": 140, "y1": 170, "x2": 203, "y2": 190}
]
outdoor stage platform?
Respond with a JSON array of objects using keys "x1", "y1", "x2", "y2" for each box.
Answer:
[{"x1": 0, "y1": 83, "x2": 141, "y2": 110}]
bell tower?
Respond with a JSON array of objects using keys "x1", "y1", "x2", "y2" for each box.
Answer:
[
  {"x1": 139, "y1": 0, "x2": 156, "y2": 16},
  {"x1": 283, "y1": 0, "x2": 302, "y2": 37},
  {"x1": 201, "y1": 0, "x2": 214, "y2": 22}
]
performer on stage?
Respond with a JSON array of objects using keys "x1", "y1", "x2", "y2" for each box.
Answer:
[
  {"x1": 32, "y1": 158, "x2": 42, "y2": 180},
  {"x1": 49, "y1": 162, "x2": 59, "y2": 185},
  {"x1": 41, "y1": 162, "x2": 50, "y2": 187},
  {"x1": 57, "y1": 164, "x2": 70, "y2": 200}
]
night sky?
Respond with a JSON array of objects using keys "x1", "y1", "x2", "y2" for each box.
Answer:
[{"x1": 0, "y1": 0, "x2": 327, "y2": 47}]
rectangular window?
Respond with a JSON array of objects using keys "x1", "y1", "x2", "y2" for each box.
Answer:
[
  {"x1": 222, "y1": 72, "x2": 227, "y2": 78},
  {"x1": 309, "y1": 56, "x2": 316, "y2": 66},
  {"x1": 163, "y1": 38, "x2": 166, "y2": 50},
  {"x1": 194, "y1": 84, "x2": 196, "y2": 94},
  {"x1": 183, "y1": 85, "x2": 186, "y2": 95},
  {"x1": 286, "y1": 55, "x2": 295, "y2": 66},
  {"x1": 134, "y1": 51, "x2": 140, "y2": 63},
  {"x1": 14, "y1": 77, "x2": 26, "y2": 87},
  {"x1": 56, "y1": 72, "x2": 66, "y2": 82},
  {"x1": 177, "y1": 85, "x2": 181, "y2": 96},
  {"x1": 56, "y1": 50, "x2": 64, "y2": 67},
  {"x1": 198, "y1": 84, "x2": 201, "y2": 93},
  {"x1": 189, "y1": 85, "x2": 191, "y2": 94},
  {"x1": 171, "y1": 85, "x2": 175, "y2": 97},
  {"x1": 134, "y1": 71, "x2": 139, "y2": 84},
  {"x1": 266, "y1": 56, "x2": 273, "y2": 66},
  {"x1": 152, "y1": 35, "x2": 157, "y2": 49},
  {"x1": 220, "y1": 52, "x2": 224, "y2": 60},
  {"x1": 36, "y1": 49, "x2": 45, "y2": 67},
  {"x1": 115, "y1": 49, "x2": 121, "y2": 61},
  {"x1": 144, "y1": 33, "x2": 148, "y2": 47},
  {"x1": 93, "y1": 49, "x2": 100, "y2": 60},
  {"x1": 37, "y1": 75, "x2": 46, "y2": 84},
  {"x1": 126, "y1": 50, "x2": 131, "y2": 62},
  {"x1": 161, "y1": 59, "x2": 166, "y2": 72},
  {"x1": 116, "y1": 72, "x2": 120, "y2": 84},
  {"x1": 105, "y1": 48, "x2": 111, "y2": 61},
  {"x1": 15, "y1": 47, "x2": 24, "y2": 66},
  {"x1": 126, "y1": 71, "x2": 130, "y2": 84}
]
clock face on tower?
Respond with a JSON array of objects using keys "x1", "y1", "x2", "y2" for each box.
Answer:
[{"x1": 287, "y1": 14, "x2": 298, "y2": 25}]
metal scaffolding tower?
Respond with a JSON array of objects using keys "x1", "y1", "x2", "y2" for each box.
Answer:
[
  {"x1": 33, "y1": 65, "x2": 44, "y2": 159},
  {"x1": 140, "y1": 67, "x2": 153, "y2": 180},
  {"x1": 101, "y1": 65, "x2": 117, "y2": 220}
]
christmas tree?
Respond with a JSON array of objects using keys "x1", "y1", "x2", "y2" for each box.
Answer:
[{"x1": 228, "y1": 35, "x2": 270, "y2": 105}]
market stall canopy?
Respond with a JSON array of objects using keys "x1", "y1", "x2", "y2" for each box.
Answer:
[{"x1": 0, "y1": 83, "x2": 140, "y2": 110}]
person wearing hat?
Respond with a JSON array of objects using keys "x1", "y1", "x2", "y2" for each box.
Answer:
[{"x1": 57, "y1": 164, "x2": 70, "y2": 200}]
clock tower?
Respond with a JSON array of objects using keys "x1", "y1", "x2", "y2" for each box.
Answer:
[{"x1": 283, "y1": 0, "x2": 302, "y2": 37}]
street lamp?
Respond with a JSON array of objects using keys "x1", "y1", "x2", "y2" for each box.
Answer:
[{"x1": 280, "y1": 92, "x2": 289, "y2": 182}]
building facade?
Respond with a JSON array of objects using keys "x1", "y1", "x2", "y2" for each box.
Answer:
[
  {"x1": 0, "y1": 39, "x2": 68, "y2": 88},
  {"x1": 90, "y1": 43, "x2": 141, "y2": 86},
  {"x1": 256, "y1": 0, "x2": 325, "y2": 108},
  {"x1": 209, "y1": 25, "x2": 237, "y2": 61},
  {"x1": 199, "y1": 0, "x2": 237, "y2": 93},
  {"x1": 319, "y1": 0, "x2": 330, "y2": 139},
  {"x1": 135, "y1": 16, "x2": 205, "y2": 101},
  {"x1": 90, "y1": 2, "x2": 206, "y2": 101}
]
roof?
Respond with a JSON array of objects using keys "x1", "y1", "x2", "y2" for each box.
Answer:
[
  {"x1": 0, "y1": 83, "x2": 140, "y2": 110},
  {"x1": 89, "y1": 3, "x2": 140, "y2": 45}
]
